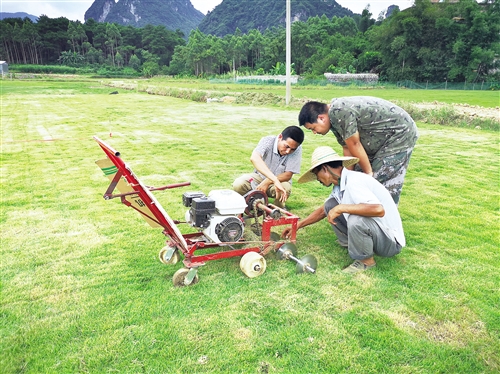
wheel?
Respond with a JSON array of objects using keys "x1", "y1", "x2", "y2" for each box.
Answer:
[
  {"x1": 276, "y1": 242, "x2": 298, "y2": 260},
  {"x1": 243, "y1": 190, "x2": 268, "y2": 216},
  {"x1": 296, "y1": 254, "x2": 318, "y2": 274},
  {"x1": 240, "y1": 252, "x2": 267, "y2": 278},
  {"x1": 159, "y1": 246, "x2": 180, "y2": 265},
  {"x1": 172, "y1": 267, "x2": 199, "y2": 287}
]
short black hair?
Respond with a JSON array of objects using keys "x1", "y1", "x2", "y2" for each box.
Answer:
[
  {"x1": 281, "y1": 125, "x2": 304, "y2": 144},
  {"x1": 298, "y1": 101, "x2": 328, "y2": 127}
]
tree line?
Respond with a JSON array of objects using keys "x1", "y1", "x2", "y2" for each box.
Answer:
[{"x1": 0, "y1": 0, "x2": 498, "y2": 82}]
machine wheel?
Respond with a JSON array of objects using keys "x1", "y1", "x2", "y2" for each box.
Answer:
[
  {"x1": 172, "y1": 268, "x2": 199, "y2": 287},
  {"x1": 240, "y1": 252, "x2": 267, "y2": 278},
  {"x1": 159, "y1": 246, "x2": 180, "y2": 265},
  {"x1": 243, "y1": 190, "x2": 268, "y2": 217},
  {"x1": 296, "y1": 254, "x2": 318, "y2": 274},
  {"x1": 276, "y1": 242, "x2": 298, "y2": 260}
]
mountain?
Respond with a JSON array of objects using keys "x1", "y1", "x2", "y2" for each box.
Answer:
[
  {"x1": 0, "y1": 12, "x2": 38, "y2": 22},
  {"x1": 84, "y1": 0, "x2": 204, "y2": 37},
  {"x1": 198, "y1": 0, "x2": 355, "y2": 37},
  {"x1": 385, "y1": 5, "x2": 400, "y2": 18}
]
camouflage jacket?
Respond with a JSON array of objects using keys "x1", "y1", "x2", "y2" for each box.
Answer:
[{"x1": 328, "y1": 96, "x2": 419, "y2": 158}]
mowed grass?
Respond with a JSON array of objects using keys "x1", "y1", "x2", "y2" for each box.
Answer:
[{"x1": 1, "y1": 79, "x2": 499, "y2": 373}]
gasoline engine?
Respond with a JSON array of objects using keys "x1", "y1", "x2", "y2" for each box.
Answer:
[{"x1": 183, "y1": 190, "x2": 247, "y2": 243}]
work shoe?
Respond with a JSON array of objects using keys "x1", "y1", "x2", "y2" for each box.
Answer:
[{"x1": 342, "y1": 260, "x2": 376, "y2": 274}]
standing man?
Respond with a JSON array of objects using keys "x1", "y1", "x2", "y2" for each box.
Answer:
[
  {"x1": 298, "y1": 96, "x2": 418, "y2": 204},
  {"x1": 233, "y1": 126, "x2": 304, "y2": 208},
  {"x1": 282, "y1": 146, "x2": 405, "y2": 273}
]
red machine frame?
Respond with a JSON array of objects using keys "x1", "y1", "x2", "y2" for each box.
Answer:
[{"x1": 94, "y1": 136, "x2": 300, "y2": 283}]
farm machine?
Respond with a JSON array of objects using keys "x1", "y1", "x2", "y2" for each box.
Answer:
[{"x1": 94, "y1": 136, "x2": 317, "y2": 286}]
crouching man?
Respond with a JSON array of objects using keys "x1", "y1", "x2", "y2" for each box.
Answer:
[
  {"x1": 282, "y1": 146, "x2": 405, "y2": 273},
  {"x1": 233, "y1": 126, "x2": 304, "y2": 208}
]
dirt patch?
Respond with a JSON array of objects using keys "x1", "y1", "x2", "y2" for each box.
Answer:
[{"x1": 413, "y1": 101, "x2": 499, "y2": 122}]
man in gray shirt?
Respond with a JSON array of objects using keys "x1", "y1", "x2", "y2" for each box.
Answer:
[
  {"x1": 282, "y1": 146, "x2": 405, "y2": 273},
  {"x1": 233, "y1": 126, "x2": 304, "y2": 208}
]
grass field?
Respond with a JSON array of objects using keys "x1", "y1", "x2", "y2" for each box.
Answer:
[{"x1": 1, "y1": 79, "x2": 499, "y2": 373}]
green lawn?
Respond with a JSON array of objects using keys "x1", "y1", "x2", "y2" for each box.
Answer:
[{"x1": 1, "y1": 79, "x2": 498, "y2": 373}]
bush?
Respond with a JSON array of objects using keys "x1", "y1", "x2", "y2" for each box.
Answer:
[
  {"x1": 489, "y1": 83, "x2": 500, "y2": 91},
  {"x1": 93, "y1": 66, "x2": 139, "y2": 78},
  {"x1": 9, "y1": 64, "x2": 80, "y2": 74}
]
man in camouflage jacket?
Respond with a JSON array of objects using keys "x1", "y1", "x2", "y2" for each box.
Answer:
[{"x1": 298, "y1": 96, "x2": 419, "y2": 204}]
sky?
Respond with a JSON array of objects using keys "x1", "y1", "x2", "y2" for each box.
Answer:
[{"x1": 0, "y1": 0, "x2": 415, "y2": 23}]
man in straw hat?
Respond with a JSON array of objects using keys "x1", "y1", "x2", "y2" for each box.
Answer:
[
  {"x1": 298, "y1": 96, "x2": 418, "y2": 205},
  {"x1": 282, "y1": 146, "x2": 405, "y2": 273}
]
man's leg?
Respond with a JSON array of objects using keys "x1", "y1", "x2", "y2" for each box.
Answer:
[
  {"x1": 233, "y1": 173, "x2": 260, "y2": 196},
  {"x1": 324, "y1": 197, "x2": 348, "y2": 247},
  {"x1": 347, "y1": 215, "x2": 401, "y2": 261},
  {"x1": 372, "y1": 149, "x2": 414, "y2": 205}
]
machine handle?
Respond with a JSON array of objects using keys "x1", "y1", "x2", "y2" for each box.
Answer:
[{"x1": 151, "y1": 182, "x2": 191, "y2": 191}]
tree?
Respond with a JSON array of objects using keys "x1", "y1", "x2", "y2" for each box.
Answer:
[
  {"x1": 115, "y1": 51, "x2": 124, "y2": 67},
  {"x1": 105, "y1": 23, "x2": 121, "y2": 66},
  {"x1": 37, "y1": 16, "x2": 71, "y2": 64},
  {"x1": 358, "y1": 7, "x2": 375, "y2": 33},
  {"x1": 58, "y1": 50, "x2": 84, "y2": 66},
  {"x1": 128, "y1": 54, "x2": 141, "y2": 70}
]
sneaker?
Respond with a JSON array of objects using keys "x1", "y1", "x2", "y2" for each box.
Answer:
[{"x1": 342, "y1": 260, "x2": 376, "y2": 274}]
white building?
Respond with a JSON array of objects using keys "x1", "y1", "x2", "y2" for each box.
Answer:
[{"x1": 0, "y1": 61, "x2": 8, "y2": 76}]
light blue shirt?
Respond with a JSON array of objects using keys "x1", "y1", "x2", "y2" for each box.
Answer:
[{"x1": 328, "y1": 169, "x2": 405, "y2": 246}]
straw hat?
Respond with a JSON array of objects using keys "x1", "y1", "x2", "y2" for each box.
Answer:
[{"x1": 298, "y1": 146, "x2": 359, "y2": 183}]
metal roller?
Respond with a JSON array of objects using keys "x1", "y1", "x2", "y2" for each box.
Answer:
[{"x1": 276, "y1": 243, "x2": 317, "y2": 274}]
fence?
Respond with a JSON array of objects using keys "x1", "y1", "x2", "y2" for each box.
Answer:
[{"x1": 395, "y1": 80, "x2": 499, "y2": 91}]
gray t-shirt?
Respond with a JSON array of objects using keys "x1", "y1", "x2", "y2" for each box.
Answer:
[{"x1": 254, "y1": 135, "x2": 302, "y2": 181}]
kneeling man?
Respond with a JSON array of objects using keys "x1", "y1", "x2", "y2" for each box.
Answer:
[{"x1": 283, "y1": 146, "x2": 405, "y2": 273}]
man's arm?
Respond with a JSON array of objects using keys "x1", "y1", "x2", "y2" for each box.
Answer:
[
  {"x1": 327, "y1": 203, "x2": 384, "y2": 225},
  {"x1": 343, "y1": 131, "x2": 373, "y2": 176},
  {"x1": 250, "y1": 150, "x2": 287, "y2": 201},
  {"x1": 282, "y1": 205, "x2": 326, "y2": 238}
]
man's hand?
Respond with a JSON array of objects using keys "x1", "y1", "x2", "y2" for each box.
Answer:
[
  {"x1": 281, "y1": 227, "x2": 293, "y2": 239},
  {"x1": 327, "y1": 205, "x2": 342, "y2": 225},
  {"x1": 273, "y1": 180, "x2": 288, "y2": 202},
  {"x1": 257, "y1": 179, "x2": 288, "y2": 202}
]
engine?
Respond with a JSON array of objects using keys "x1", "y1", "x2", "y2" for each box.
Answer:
[{"x1": 183, "y1": 190, "x2": 246, "y2": 243}]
